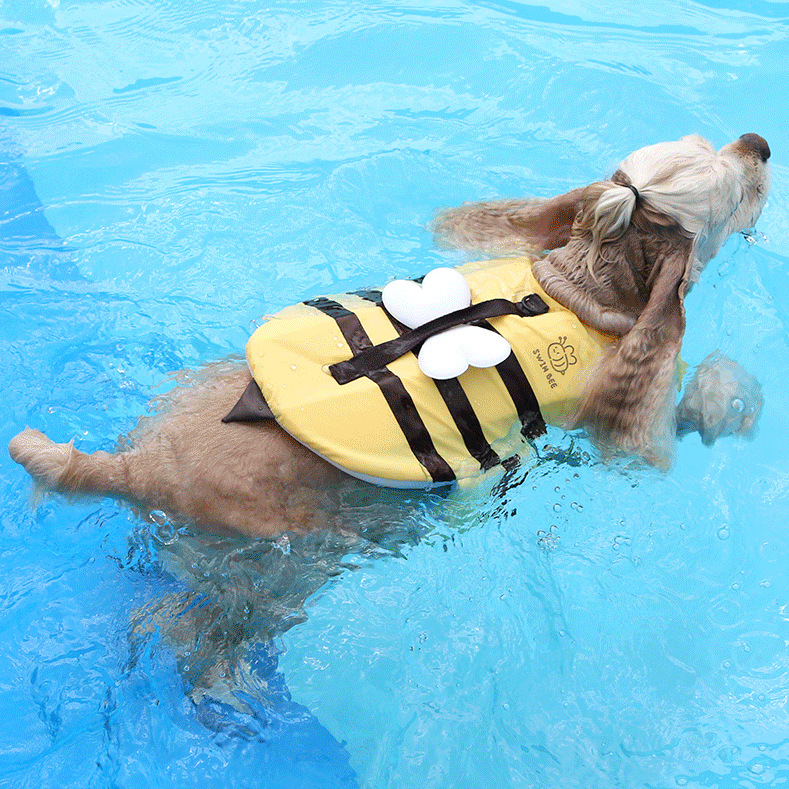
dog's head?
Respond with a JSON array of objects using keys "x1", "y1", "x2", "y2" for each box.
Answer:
[
  {"x1": 605, "y1": 133, "x2": 769, "y2": 286},
  {"x1": 434, "y1": 134, "x2": 771, "y2": 465}
]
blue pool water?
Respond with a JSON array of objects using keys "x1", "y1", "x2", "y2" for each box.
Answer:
[{"x1": 3, "y1": 1, "x2": 789, "y2": 787}]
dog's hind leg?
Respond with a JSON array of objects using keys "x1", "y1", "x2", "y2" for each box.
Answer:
[{"x1": 8, "y1": 428, "x2": 134, "y2": 500}]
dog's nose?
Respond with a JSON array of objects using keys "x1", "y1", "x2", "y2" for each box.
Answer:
[{"x1": 739, "y1": 133, "x2": 771, "y2": 162}]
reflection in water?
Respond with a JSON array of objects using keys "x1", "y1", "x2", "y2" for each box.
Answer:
[
  {"x1": 125, "y1": 431, "x2": 597, "y2": 727},
  {"x1": 126, "y1": 482, "x2": 447, "y2": 718}
]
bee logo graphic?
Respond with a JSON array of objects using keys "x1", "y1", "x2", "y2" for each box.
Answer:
[{"x1": 546, "y1": 336, "x2": 577, "y2": 375}]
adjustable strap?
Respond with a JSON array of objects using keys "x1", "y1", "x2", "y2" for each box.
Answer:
[
  {"x1": 485, "y1": 323, "x2": 547, "y2": 440},
  {"x1": 306, "y1": 296, "x2": 456, "y2": 484},
  {"x1": 430, "y1": 376, "x2": 503, "y2": 472},
  {"x1": 364, "y1": 291, "x2": 504, "y2": 474},
  {"x1": 338, "y1": 291, "x2": 549, "y2": 466},
  {"x1": 329, "y1": 294, "x2": 548, "y2": 384}
]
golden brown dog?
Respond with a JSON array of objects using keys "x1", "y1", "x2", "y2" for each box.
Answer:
[{"x1": 9, "y1": 134, "x2": 771, "y2": 538}]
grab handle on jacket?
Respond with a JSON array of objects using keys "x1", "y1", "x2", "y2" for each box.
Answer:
[{"x1": 328, "y1": 294, "x2": 549, "y2": 385}]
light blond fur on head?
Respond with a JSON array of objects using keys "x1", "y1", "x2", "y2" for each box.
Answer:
[{"x1": 434, "y1": 133, "x2": 771, "y2": 465}]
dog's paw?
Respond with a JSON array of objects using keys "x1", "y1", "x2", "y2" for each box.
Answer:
[{"x1": 677, "y1": 354, "x2": 763, "y2": 444}]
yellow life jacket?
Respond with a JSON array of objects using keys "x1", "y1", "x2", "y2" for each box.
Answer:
[{"x1": 245, "y1": 257, "x2": 614, "y2": 488}]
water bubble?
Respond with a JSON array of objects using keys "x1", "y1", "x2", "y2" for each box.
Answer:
[
  {"x1": 537, "y1": 527, "x2": 560, "y2": 551},
  {"x1": 553, "y1": 503, "x2": 562, "y2": 512},
  {"x1": 742, "y1": 230, "x2": 767, "y2": 246},
  {"x1": 760, "y1": 579, "x2": 772, "y2": 588},
  {"x1": 150, "y1": 510, "x2": 177, "y2": 544},
  {"x1": 748, "y1": 762, "x2": 765, "y2": 775},
  {"x1": 675, "y1": 777, "x2": 688, "y2": 786},
  {"x1": 717, "y1": 258, "x2": 732, "y2": 276},
  {"x1": 717, "y1": 526, "x2": 730, "y2": 540},
  {"x1": 717, "y1": 744, "x2": 741, "y2": 762},
  {"x1": 275, "y1": 534, "x2": 291, "y2": 555},
  {"x1": 731, "y1": 398, "x2": 744, "y2": 413}
]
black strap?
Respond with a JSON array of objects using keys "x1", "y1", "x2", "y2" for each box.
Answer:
[
  {"x1": 431, "y1": 377, "x2": 502, "y2": 471},
  {"x1": 305, "y1": 297, "x2": 456, "y2": 484},
  {"x1": 493, "y1": 349, "x2": 547, "y2": 439},
  {"x1": 373, "y1": 301, "x2": 504, "y2": 474},
  {"x1": 329, "y1": 294, "x2": 549, "y2": 385},
  {"x1": 307, "y1": 297, "x2": 375, "y2": 353},
  {"x1": 350, "y1": 288, "x2": 384, "y2": 305},
  {"x1": 461, "y1": 316, "x2": 547, "y2": 440}
]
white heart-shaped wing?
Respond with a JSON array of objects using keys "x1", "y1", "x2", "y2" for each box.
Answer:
[
  {"x1": 382, "y1": 267, "x2": 471, "y2": 329},
  {"x1": 417, "y1": 326, "x2": 512, "y2": 379}
]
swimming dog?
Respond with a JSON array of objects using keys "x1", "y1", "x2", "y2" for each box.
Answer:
[{"x1": 9, "y1": 134, "x2": 770, "y2": 538}]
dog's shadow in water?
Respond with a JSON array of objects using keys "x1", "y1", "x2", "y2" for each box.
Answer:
[
  {"x1": 122, "y1": 442, "x2": 574, "y2": 740},
  {"x1": 124, "y1": 476, "x2": 462, "y2": 734}
]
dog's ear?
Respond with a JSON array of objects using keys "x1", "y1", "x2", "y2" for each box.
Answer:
[
  {"x1": 574, "y1": 235, "x2": 695, "y2": 467},
  {"x1": 432, "y1": 188, "x2": 586, "y2": 254}
]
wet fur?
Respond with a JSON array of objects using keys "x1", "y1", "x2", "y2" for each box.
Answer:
[
  {"x1": 10, "y1": 362, "x2": 353, "y2": 537},
  {"x1": 9, "y1": 134, "x2": 771, "y2": 534}
]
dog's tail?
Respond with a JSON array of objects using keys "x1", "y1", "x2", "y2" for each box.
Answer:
[{"x1": 9, "y1": 428, "x2": 134, "y2": 500}]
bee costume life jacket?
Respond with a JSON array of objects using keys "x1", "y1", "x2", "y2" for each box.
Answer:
[{"x1": 225, "y1": 257, "x2": 614, "y2": 488}]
